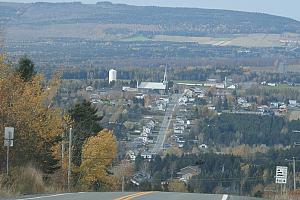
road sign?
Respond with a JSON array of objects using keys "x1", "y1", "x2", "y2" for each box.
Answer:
[
  {"x1": 4, "y1": 127, "x2": 14, "y2": 147},
  {"x1": 4, "y1": 127, "x2": 14, "y2": 175},
  {"x1": 4, "y1": 127, "x2": 14, "y2": 140},
  {"x1": 276, "y1": 166, "x2": 288, "y2": 184},
  {"x1": 4, "y1": 139, "x2": 13, "y2": 147}
]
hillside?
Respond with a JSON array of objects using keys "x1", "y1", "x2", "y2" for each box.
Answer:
[
  {"x1": 1, "y1": 1, "x2": 300, "y2": 38},
  {"x1": 2, "y1": 2, "x2": 300, "y2": 71}
]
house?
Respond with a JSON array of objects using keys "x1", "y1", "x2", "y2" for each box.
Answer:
[
  {"x1": 178, "y1": 143, "x2": 184, "y2": 148},
  {"x1": 131, "y1": 172, "x2": 151, "y2": 186},
  {"x1": 289, "y1": 100, "x2": 297, "y2": 107},
  {"x1": 86, "y1": 86, "x2": 94, "y2": 91},
  {"x1": 125, "y1": 150, "x2": 136, "y2": 161},
  {"x1": 177, "y1": 166, "x2": 200, "y2": 182},
  {"x1": 208, "y1": 105, "x2": 215, "y2": 110},
  {"x1": 192, "y1": 87, "x2": 204, "y2": 94},
  {"x1": 227, "y1": 85, "x2": 236, "y2": 90},
  {"x1": 143, "y1": 126, "x2": 151, "y2": 135},
  {"x1": 279, "y1": 105, "x2": 288, "y2": 113},
  {"x1": 159, "y1": 98, "x2": 170, "y2": 104},
  {"x1": 184, "y1": 89, "x2": 193, "y2": 98},
  {"x1": 270, "y1": 102, "x2": 279, "y2": 109},
  {"x1": 215, "y1": 83, "x2": 225, "y2": 89},
  {"x1": 174, "y1": 126, "x2": 184, "y2": 134},
  {"x1": 188, "y1": 98, "x2": 195, "y2": 103},
  {"x1": 138, "y1": 136, "x2": 148, "y2": 144},
  {"x1": 178, "y1": 96, "x2": 188, "y2": 105},
  {"x1": 147, "y1": 136, "x2": 154, "y2": 144},
  {"x1": 135, "y1": 93, "x2": 145, "y2": 99},
  {"x1": 141, "y1": 152, "x2": 154, "y2": 160},
  {"x1": 238, "y1": 97, "x2": 247, "y2": 105},
  {"x1": 197, "y1": 93, "x2": 205, "y2": 98},
  {"x1": 267, "y1": 83, "x2": 277, "y2": 87},
  {"x1": 140, "y1": 131, "x2": 148, "y2": 138},
  {"x1": 148, "y1": 120, "x2": 155, "y2": 128},
  {"x1": 199, "y1": 144, "x2": 208, "y2": 149}
]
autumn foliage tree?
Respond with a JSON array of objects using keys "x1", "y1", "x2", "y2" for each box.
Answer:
[
  {"x1": 80, "y1": 129, "x2": 117, "y2": 189},
  {"x1": 0, "y1": 55, "x2": 64, "y2": 173}
]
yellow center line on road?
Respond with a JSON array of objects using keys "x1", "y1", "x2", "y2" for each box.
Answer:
[
  {"x1": 114, "y1": 192, "x2": 155, "y2": 200},
  {"x1": 114, "y1": 192, "x2": 144, "y2": 200}
]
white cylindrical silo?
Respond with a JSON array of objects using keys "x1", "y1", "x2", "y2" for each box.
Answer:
[{"x1": 109, "y1": 69, "x2": 117, "y2": 83}]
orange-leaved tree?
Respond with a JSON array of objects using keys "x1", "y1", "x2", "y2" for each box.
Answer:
[
  {"x1": 0, "y1": 55, "x2": 64, "y2": 174},
  {"x1": 80, "y1": 129, "x2": 117, "y2": 189}
]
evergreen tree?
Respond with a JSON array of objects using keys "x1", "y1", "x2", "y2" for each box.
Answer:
[
  {"x1": 223, "y1": 96, "x2": 229, "y2": 110},
  {"x1": 68, "y1": 100, "x2": 103, "y2": 166},
  {"x1": 16, "y1": 56, "x2": 36, "y2": 81}
]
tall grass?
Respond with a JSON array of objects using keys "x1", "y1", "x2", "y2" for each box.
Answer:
[
  {"x1": 12, "y1": 165, "x2": 46, "y2": 195},
  {"x1": 0, "y1": 164, "x2": 51, "y2": 196},
  {"x1": 0, "y1": 174, "x2": 14, "y2": 197}
]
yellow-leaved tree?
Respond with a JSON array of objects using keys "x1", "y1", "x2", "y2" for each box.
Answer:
[
  {"x1": 0, "y1": 55, "x2": 64, "y2": 173},
  {"x1": 80, "y1": 129, "x2": 117, "y2": 187}
]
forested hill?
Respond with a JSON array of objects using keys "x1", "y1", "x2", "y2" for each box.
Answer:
[{"x1": 1, "y1": 1, "x2": 300, "y2": 36}]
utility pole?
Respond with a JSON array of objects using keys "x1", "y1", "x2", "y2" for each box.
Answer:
[
  {"x1": 68, "y1": 127, "x2": 72, "y2": 192},
  {"x1": 293, "y1": 157, "x2": 296, "y2": 191},
  {"x1": 6, "y1": 142, "x2": 9, "y2": 175},
  {"x1": 61, "y1": 133, "x2": 64, "y2": 165},
  {"x1": 286, "y1": 157, "x2": 299, "y2": 191},
  {"x1": 122, "y1": 176, "x2": 125, "y2": 192}
]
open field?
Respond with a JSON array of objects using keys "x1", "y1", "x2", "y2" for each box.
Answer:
[
  {"x1": 148, "y1": 34, "x2": 298, "y2": 48},
  {"x1": 286, "y1": 65, "x2": 300, "y2": 73},
  {"x1": 262, "y1": 84, "x2": 300, "y2": 92},
  {"x1": 289, "y1": 109, "x2": 300, "y2": 121},
  {"x1": 9, "y1": 22, "x2": 298, "y2": 48}
]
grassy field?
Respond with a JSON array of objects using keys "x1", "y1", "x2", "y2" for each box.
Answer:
[
  {"x1": 120, "y1": 35, "x2": 150, "y2": 42},
  {"x1": 119, "y1": 33, "x2": 300, "y2": 48},
  {"x1": 262, "y1": 84, "x2": 300, "y2": 92},
  {"x1": 152, "y1": 34, "x2": 285, "y2": 47},
  {"x1": 289, "y1": 109, "x2": 300, "y2": 121}
]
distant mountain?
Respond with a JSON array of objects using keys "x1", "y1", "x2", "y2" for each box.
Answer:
[{"x1": 1, "y1": 1, "x2": 300, "y2": 37}]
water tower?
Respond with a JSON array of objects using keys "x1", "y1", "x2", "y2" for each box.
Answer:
[{"x1": 109, "y1": 69, "x2": 117, "y2": 83}]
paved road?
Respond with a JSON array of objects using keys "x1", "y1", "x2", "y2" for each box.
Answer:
[
  {"x1": 8, "y1": 192, "x2": 265, "y2": 200},
  {"x1": 151, "y1": 94, "x2": 182, "y2": 154}
]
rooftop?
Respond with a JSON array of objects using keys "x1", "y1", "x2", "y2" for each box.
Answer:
[{"x1": 138, "y1": 82, "x2": 166, "y2": 90}]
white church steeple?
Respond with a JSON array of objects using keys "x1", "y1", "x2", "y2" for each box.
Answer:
[{"x1": 163, "y1": 65, "x2": 168, "y2": 85}]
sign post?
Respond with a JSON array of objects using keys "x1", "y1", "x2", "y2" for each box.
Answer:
[
  {"x1": 276, "y1": 166, "x2": 288, "y2": 194},
  {"x1": 276, "y1": 166, "x2": 288, "y2": 184},
  {"x1": 4, "y1": 127, "x2": 14, "y2": 175}
]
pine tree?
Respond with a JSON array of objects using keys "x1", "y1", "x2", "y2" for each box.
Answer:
[
  {"x1": 68, "y1": 100, "x2": 102, "y2": 167},
  {"x1": 16, "y1": 56, "x2": 36, "y2": 82}
]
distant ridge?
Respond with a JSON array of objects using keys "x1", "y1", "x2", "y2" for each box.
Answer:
[{"x1": 0, "y1": 1, "x2": 300, "y2": 36}]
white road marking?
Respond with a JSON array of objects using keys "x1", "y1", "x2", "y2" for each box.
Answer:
[
  {"x1": 221, "y1": 194, "x2": 229, "y2": 200},
  {"x1": 17, "y1": 193, "x2": 78, "y2": 200}
]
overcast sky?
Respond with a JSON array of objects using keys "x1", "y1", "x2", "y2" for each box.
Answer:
[{"x1": 6, "y1": 0, "x2": 300, "y2": 21}]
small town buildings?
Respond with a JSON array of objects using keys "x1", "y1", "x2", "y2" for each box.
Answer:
[
  {"x1": 86, "y1": 86, "x2": 94, "y2": 91},
  {"x1": 125, "y1": 150, "x2": 136, "y2": 161},
  {"x1": 177, "y1": 166, "x2": 200, "y2": 182}
]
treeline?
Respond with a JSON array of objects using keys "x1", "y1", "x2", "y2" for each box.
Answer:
[
  {"x1": 132, "y1": 146, "x2": 300, "y2": 196},
  {"x1": 134, "y1": 153, "x2": 242, "y2": 192},
  {"x1": 246, "y1": 85, "x2": 300, "y2": 101},
  {"x1": 132, "y1": 153, "x2": 270, "y2": 196},
  {"x1": 201, "y1": 113, "x2": 298, "y2": 146},
  {"x1": 62, "y1": 66, "x2": 243, "y2": 82}
]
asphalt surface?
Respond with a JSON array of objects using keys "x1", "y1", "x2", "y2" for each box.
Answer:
[
  {"x1": 5, "y1": 192, "x2": 265, "y2": 200},
  {"x1": 151, "y1": 94, "x2": 182, "y2": 154}
]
